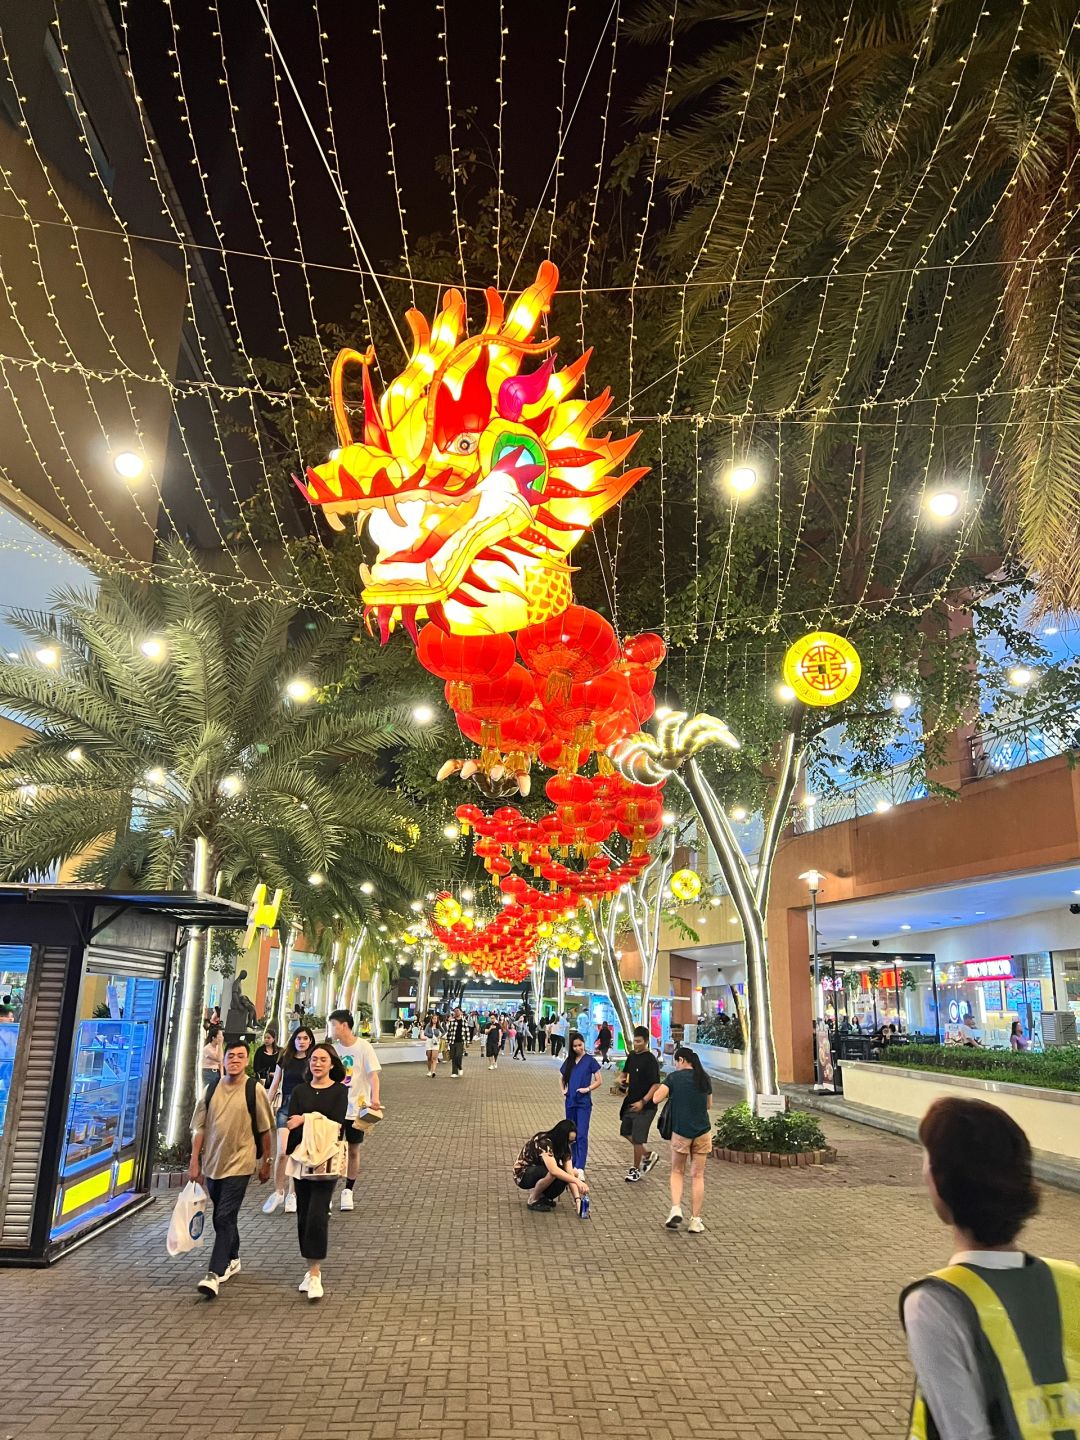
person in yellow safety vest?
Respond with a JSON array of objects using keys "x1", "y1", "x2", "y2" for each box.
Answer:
[{"x1": 901, "y1": 1095, "x2": 1080, "y2": 1440}]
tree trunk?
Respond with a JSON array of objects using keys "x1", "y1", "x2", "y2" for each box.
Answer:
[
  {"x1": 369, "y1": 963, "x2": 383, "y2": 1039},
  {"x1": 587, "y1": 898, "x2": 635, "y2": 1043},
  {"x1": 417, "y1": 950, "x2": 431, "y2": 1016},
  {"x1": 161, "y1": 836, "x2": 211, "y2": 1147}
]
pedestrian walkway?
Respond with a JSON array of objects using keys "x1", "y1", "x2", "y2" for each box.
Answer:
[{"x1": 4, "y1": 1052, "x2": 1080, "y2": 1439}]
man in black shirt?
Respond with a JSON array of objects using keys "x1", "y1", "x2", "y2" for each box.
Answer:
[
  {"x1": 445, "y1": 1006, "x2": 469, "y2": 1077},
  {"x1": 620, "y1": 1025, "x2": 661, "y2": 1183}
]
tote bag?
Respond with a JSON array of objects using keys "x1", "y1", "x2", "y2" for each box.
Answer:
[{"x1": 286, "y1": 1139, "x2": 348, "y2": 1181}]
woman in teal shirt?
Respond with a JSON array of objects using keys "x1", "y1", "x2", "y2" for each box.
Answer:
[
  {"x1": 560, "y1": 1032, "x2": 602, "y2": 1172},
  {"x1": 652, "y1": 1046, "x2": 713, "y2": 1234}
]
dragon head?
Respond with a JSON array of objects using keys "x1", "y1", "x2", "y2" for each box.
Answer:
[{"x1": 298, "y1": 261, "x2": 647, "y2": 639}]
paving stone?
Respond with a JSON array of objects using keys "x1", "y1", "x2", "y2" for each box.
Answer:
[{"x1": 2, "y1": 1053, "x2": 1080, "y2": 1438}]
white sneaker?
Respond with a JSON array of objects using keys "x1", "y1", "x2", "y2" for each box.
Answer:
[
  {"x1": 641, "y1": 1151, "x2": 661, "y2": 1175},
  {"x1": 298, "y1": 1271, "x2": 310, "y2": 1293},
  {"x1": 220, "y1": 1258, "x2": 241, "y2": 1282},
  {"x1": 340, "y1": 1188, "x2": 354, "y2": 1211},
  {"x1": 284, "y1": 1193, "x2": 297, "y2": 1214},
  {"x1": 488, "y1": 1063, "x2": 495, "y2": 1070},
  {"x1": 687, "y1": 1216, "x2": 706, "y2": 1234},
  {"x1": 262, "y1": 1190, "x2": 284, "y2": 1214},
  {"x1": 665, "y1": 1207, "x2": 683, "y2": 1229},
  {"x1": 307, "y1": 1273, "x2": 323, "y2": 1301},
  {"x1": 197, "y1": 1272, "x2": 219, "y2": 1298}
]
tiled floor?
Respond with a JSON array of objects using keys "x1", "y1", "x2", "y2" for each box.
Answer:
[{"x1": 4, "y1": 1051, "x2": 1080, "y2": 1439}]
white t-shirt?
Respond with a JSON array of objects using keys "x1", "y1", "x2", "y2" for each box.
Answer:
[{"x1": 336, "y1": 1038, "x2": 382, "y2": 1120}]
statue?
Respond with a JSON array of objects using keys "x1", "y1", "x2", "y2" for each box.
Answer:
[{"x1": 224, "y1": 968, "x2": 257, "y2": 1042}]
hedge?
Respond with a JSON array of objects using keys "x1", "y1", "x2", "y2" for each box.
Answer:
[{"x1": 878, "y1": 1043, "x2": 1080, "y2": 1094}]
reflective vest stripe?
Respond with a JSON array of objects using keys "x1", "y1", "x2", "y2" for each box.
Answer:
[
  {"x1": 932, "y1": 1264, "x2": 1039, "y2": 1399},
  {"x1": 1046, "y1": 1261, "x2": 1080, "y2": 1388}
]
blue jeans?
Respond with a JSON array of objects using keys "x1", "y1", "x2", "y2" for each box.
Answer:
[
  {"x1": 205, "y1": 1174, "x2": 251, "y2": 1276},
  {"x1": 565, "y1": 1097, "x2": 592, "y2": 1170}
]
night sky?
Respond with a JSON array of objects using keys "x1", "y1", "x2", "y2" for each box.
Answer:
[{"x1": 122, "y1": 0, "x2": 668, "y2": 354}]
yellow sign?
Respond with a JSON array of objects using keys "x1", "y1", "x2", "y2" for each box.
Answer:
[
  {"x1": 783, "y1": 632, "x2": 861, "y2": 707},
  {"x1": 242, "y1": 883, "x2": 283, "y2": 949},
  {"x1": 670, "y1": 869, "x2": 702, "y2": 902}
]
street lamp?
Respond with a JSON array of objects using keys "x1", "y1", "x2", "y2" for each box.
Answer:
[{"x1": 799, "y1": 869, "x2": 833, "y2": 1093}]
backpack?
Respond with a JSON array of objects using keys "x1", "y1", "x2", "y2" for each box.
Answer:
[{"x1": 204, "y1": 1075, "x2": 263, "y2": 1153}]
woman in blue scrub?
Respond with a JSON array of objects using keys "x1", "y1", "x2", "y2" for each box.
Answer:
[{"x1": 560, "y1": 1032, "x2": 602, "y2": 1172}]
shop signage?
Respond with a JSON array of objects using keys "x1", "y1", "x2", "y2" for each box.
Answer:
[{"x1": 963, "y1": 956, "x2": 1013, "y2": 980}]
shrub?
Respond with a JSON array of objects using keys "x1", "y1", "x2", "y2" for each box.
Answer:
[
  {"x1": 879, "y1": 1044, "x2": 1080, "y2": 1094},
  {"x1": 713, "y1": 1102, "x2": 827, "y2": 1153},
  {"x1": 696, "y1": 1016, "x2": 745, "y2": 1050}
]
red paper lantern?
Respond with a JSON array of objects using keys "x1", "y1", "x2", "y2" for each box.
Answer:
[
  {"x1": 517, "y1": 605, "x2": 619, "y2": 699},
  {"x1": 622, "y1": 633, "x2": 666, "y2": 670},
  {"x1": 417, "y1": 626, "x2": 515, "y2": 708}
]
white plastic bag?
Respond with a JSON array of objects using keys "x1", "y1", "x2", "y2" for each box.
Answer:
[{"x1": 166, "y1": 1181, "x2": 207, "y2": 1256}]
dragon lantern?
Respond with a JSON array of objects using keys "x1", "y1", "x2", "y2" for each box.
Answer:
[
  {"x1": 299, "y1": 262, "x2": 668, "y2": 985},
  {"x1": 299, "y1": 261, "x2": 646, "y2": 640}
]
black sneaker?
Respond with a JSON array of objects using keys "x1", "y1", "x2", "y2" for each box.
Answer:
[
  {"x1": 641, "y1": 1150, "x2": 660, "y2": 1175},
  {"x1": 527, "y1": 1198, "x2": 556, "y2": 1213},
  {"x1": 625, "y1": 1167, "x2": 642, "y2": 1183}
]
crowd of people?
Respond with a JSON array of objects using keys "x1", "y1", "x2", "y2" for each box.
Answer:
[{"x1": 185, "y1": 996, "x2": 1080, "y2": 1440}]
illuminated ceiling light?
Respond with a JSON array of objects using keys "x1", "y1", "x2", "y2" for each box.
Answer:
[
  {"x1": 360, "y1": 881, "x2": 374, "y2": 895},
  {"x1": 729, "y1": 917, "x2": 739, "y2": 925},
  {"x1": 900, "y1": 924, "x2": 912, "y2": 931},
  {"x1": 66, "y1": 747, "x2": 84, "y2": 763},
  {"x1": 140, "y1": 637, "x2": 165, "y2": 661},
  {"x1": 1007, "y1": 666, "x2": 1035, "y2": 688},
  {"x1": 710, "y1": 897, "x2": 722, "y2": 907},
  {"x1": 725, "y1": 463, "x2": 758, "y2": 496},
  {"x1": 662, "y1": 811, "x2": 676, "y2": 825},
  {"x1": 112, "y1": 450, "x2": 146, "y2": 482},
  {"x1": 926, "y1": 488, "x2": 961, "y2": 519},
  {"x1": 410, "y1": 900, "x2": 423, "y2": 912},
  {"x1": 144, "y1": 767, "x2": 166, "y2": 786},
  {"x1": 696, "y1": 915, "x2": 708, "y2": 925},
  {"x1": 875, "y1": 799, "x2": 893, "y2": 814},
  {"x1": 285, "y1": 678, "x2": 315, "y2": 703},
  {"x1": 891, "y1": 692, "x2": 913, "y2": 711},
  {"x1": 777, "y1": 683, "x2": 796, "y2": 703},
  {"x1": 218, "y1": 774, "x2": 243, "y2": 797},
  {"x1": 729, "y1": 806, "x2": 748, "y2": 821},
  {"x1": 460, "y1": 887, "x2": 474, "y2": 902},
  {"x1": 34, "y1": 646, "x2": 58, "y2": 667},
  {"x1": 307, "y1": 872, "x2": 324, "y2": 886},
  {"x1": 412, "y1": 704, "x2": 435, "y2": 725},
  {"x1": 442, "y1": 823, "x2": 460, "y2": 840}
]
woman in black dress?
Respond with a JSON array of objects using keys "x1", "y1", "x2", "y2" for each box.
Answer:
[{"x1": 286, "y1": 1042, "x2": 347, "y2": 1301}]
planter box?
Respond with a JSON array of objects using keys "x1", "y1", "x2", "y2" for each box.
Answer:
[
  {"x1": 713, "y1": 1146, "x2": 836, "y2": 1167},
  {"x1": 844, "y1": 1061, "x2": 1080, "y2": 1163},
  {"x1": 696, "y1": 1044, "x2": 745, "y2": 1073}
]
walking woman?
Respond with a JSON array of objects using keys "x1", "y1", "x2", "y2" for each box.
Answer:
[
  {"x1": 285, "y1": 1042, "x2": 347, "y2": 1302},
  {"x1": 200, "y1": 1023, "x2": 224, "y2": 1088},
  {"x1": 560, "y1": 1032, "x2": 602, "y2": 1174},
  {"x1": 513, "y1": 1118, "x2": 589, "y2": 1213},
  {"x1": 252, "y1": 1027, "x2": 279, "y2": 1088},
  {"x1": 514, "y1": 1019, "x2": 528, "y2": 1062},
  {"x1": 263, "y1": 1025, "x2": 315, "y2": 1214},
  {"x1": 651, "y1": 1046, "x2": 713, "y2": 1234},
  {"x1": 423, "y1": 1013, "x2": 440, "y2": 1077},
  {"x1": 485, "y1": 1017, "x2": 501, "y2": 1070}
]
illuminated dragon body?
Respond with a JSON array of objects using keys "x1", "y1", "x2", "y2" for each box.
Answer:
[{"x1": 298, "y1": 261, "x2": 646, "y2": 639}]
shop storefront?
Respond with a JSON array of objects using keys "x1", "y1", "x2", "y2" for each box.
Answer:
[{"x1": 0, "y1": 885, "x2": 245, "y2": 1266}]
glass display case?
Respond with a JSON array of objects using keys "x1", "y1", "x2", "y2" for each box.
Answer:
[{"x1": 51, "y1": 973, "x2": 161, "y2": 1241}]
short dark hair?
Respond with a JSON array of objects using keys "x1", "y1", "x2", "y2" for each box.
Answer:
[
  {"x1": 633, "y1": 1026, "x2": 649, "y2": 1041},
  {"x1": 223, "y1": 1038, "x2": 249, "y2": 1057},
  {"x1": 328, "y1": 1009, "x2": 354, "y2": 1029},
  {"x1": 919, "y1": 1097, "x2": 1039, "y2": 1246}
]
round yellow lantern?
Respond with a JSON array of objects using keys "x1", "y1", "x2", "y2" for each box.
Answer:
[
  {"x1": 433, "y1": 891, "x2": 463, "y2": 927},
  {"x1": 537, "y1": 921, "x2": 554, "y2": 938},
  {"x1": 565, "y1": 934, "x2": 582, "y2": 953},
  {"x1": 670, "y1": 868, "x2": 702, "y2": 902},
  {"x1": 401, "y1": 931, "x2": 419, "y2": 946},
  {"x1": 783, "y1": 631, "x2": 861, "y2": 707},
  {"x1": 547, "y1": 956, "x2": 561, "y2": 971}
]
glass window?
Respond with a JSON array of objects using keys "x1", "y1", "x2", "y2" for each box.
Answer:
[{"x1": 51, "y1": 967, "x2": 162, "y2": 1241}]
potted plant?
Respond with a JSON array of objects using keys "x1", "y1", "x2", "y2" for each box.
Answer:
[{"x1": 712, "y1": 1103, "x2": 837, "y2": 1168}]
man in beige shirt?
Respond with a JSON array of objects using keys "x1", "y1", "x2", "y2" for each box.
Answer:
[{"x1": 189, "y1": 1038, "x2": 274, "y2": 1297}]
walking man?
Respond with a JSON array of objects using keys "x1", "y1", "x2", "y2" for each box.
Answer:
[
  {"x1": 620, "y1": 1025, "x2": 661, "y2": 1182},
  {"x1": 551, "y1": 1012, "x2": 568, "y2": 1057},
  {"x1": 445, "y1": 1005, "x2": 469, "y2": 1077},
  {"x1": 189, "y1": 1038, "x2": 274, "y2": 1298},
  {"x1": 327, "y1": 1009, "x2": 382, "y2": 1211}
]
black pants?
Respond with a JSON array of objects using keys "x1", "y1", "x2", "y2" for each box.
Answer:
[
  {"x1": 514, "y1": 1035, "x2": 527, "y2": 1060},
  {"x1": 206, "y1": 1173, "x2": 251, "y2": 1276},
  {"x1": 450, "y1": 1042, "x2": 465, "y2": 1075},
  {"x1": 551, "y1": 1035, "x2": 564, "y2": 1057},
  {"x1": 294, "y1": 1178, "x2": 334, "y2": 1261},
  {"x1": 517, "y1": 1163, "x2": 568, "y2": 1199}
]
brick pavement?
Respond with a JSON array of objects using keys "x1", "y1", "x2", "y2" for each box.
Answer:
[{"x1": 4, "y1": 1051, "x2": 1080, "y2": 1440}]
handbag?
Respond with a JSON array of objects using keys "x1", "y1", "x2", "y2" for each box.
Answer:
[
  {"x1": 286, "y1": 1139, "x2": 348, "y2": 1181},
  {"x1": 657, "y1": 1101, "x2": 674, "y2": 1141}
]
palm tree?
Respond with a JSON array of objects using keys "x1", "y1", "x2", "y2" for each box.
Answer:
[
  {"x1": 0, "y1": 564, "x2": 446, "y2": 1133},
  {"x1": 632, "y1": 0, "x2": 1080, "y2": 609}
]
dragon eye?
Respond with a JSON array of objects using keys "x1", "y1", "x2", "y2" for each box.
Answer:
[{"x1": 447, "y1": 432, "x2": 480, "y2": 456}]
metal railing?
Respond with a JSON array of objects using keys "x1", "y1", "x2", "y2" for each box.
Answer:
[
  {"x1": 968, "y1": 719, "x2": 1074, "y2": 779},
  {"x1": 791, "y1": 762, "x2": 927, "y2": 834}
]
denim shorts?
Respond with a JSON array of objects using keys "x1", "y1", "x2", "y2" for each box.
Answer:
[{"x1": 275, "y1": 1107, "x2": 289, "y2": 1129}]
